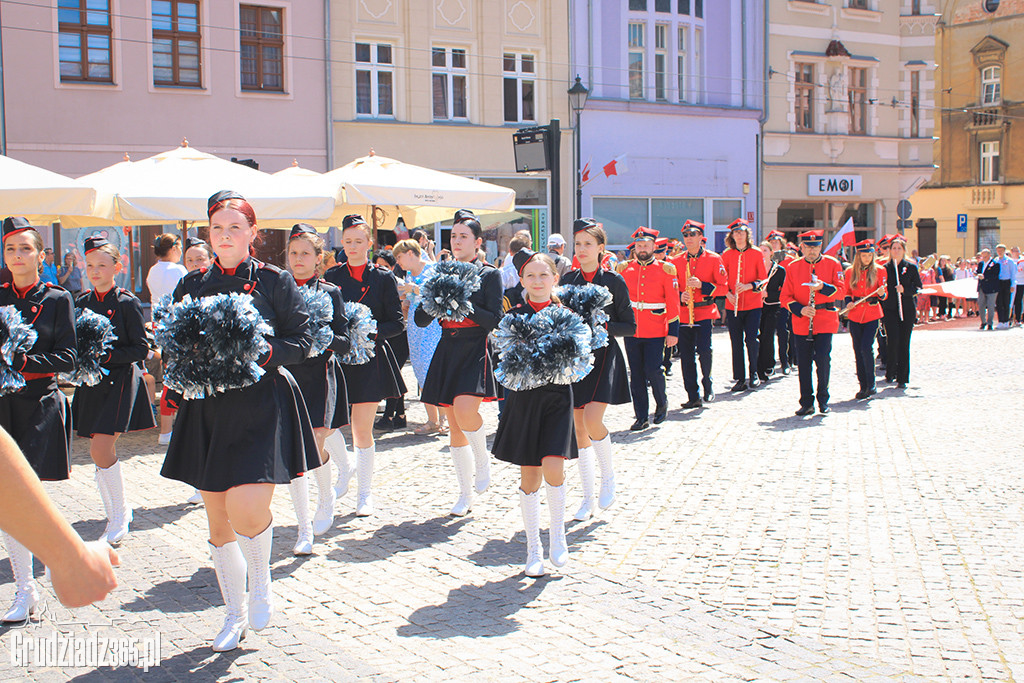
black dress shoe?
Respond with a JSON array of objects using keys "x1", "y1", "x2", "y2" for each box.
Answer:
[
  {"x1": 897, "y1": 382, "x2": 907, "y2": 389},
  {"x1": 392, "y1": 414, "x2": 407, "y2": 429},
  {"x1": 818, "y1": 404, "x2": 830, "y2": 414},
  {"x1": 373, "y1": 416, "x2": 394, "y2": 431},
  {"x1": 795, "y1": 405, "x2": 815, "y2": 416},
  {"x1": 749, "y1": 377, "x2": 761, "y2": 389},
  {"x1": 681, "y1": 398, "x2": 702, "y2": 409},
  {"x1": 854, "y1": 390, "x2": 868, "y2": 400},
  {"x1": 703, "y1": 389, "x2": 715, "y2": 403},
  {"x1": 630, "y1": 418, "x2": 650, "y2": 431},
  {"x1": 780, "y1": 366, "x2": 791, "y2": 375},
  {"x1": 866, "y1": 387, "x2": 877, "y2": 397},
  {"x1": 652, "y1": 405, "x2": 668, "y2": 424},
  {"x1": 731, "y1": 380, "x2": 747, "y2": 392}
]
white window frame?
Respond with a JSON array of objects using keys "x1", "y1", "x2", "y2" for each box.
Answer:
[
  {"x1": 794, "y1": 62, "x2": 815, "y2": 132},
  {"x1": 503, "y1": 52, "x2": 536, "y2": 123},
  {"x1": 980, "y1": 141, "x2": 1000, "y2": 184},
  {"x1": 981, "y1": 65, "x2": 1001, "y2": 105},
  {"x1": 432, "y1": 46, "x2": 468, "y2": 121},
  {"x1": 848, "y1": 66, "x2": 868, "y2": 135},
  {"x1": 693, "y1": 26, "x2": 703, "y2": 102},
  {"x1": 677, "y1": 26, "x2": 688, "y2": 103},
  {"x1": 355, "y1": 41, "x2": 394, "y2": 118},
  {"x1": 628, "y1": 22, "x2": 645, "y2": 100},
  {"x1": 654, "y1": 24, "x2": 668, "y2": 101}
]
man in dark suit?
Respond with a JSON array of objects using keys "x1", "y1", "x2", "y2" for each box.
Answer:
[{"x1": 976, "y1": 248, "x2": 1001, "y2": 331}]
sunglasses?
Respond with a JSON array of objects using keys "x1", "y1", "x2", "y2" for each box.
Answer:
[{"x1": 681, "y1": 229, "x2": 702, "y2": 237}]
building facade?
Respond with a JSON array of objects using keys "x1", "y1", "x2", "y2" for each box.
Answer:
[
  {"x1": 329, "y1": 0, "x2": 573, "y2": 259},
  {"x1": 763, "y1": 0, "x2": 937, "y2": 248},
  {"x1": 909, "y1": 0, "x2": 1024, "y2": 259},
  {"x1": 571, "y1": 0, "x2": 764, "y2": 252}
]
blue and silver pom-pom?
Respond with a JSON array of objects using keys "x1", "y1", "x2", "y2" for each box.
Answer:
[
  {"x1": 299, "y1": 286, "x2": 334, "y2": 358},
  {"x1": 59, "y1": 308, "x2": 117, "y2": 387},
  {"x1": 155, "y1": 293, "x2": 273, "y2": 399},
  {"x1": 490, "y1": 306, "x2": 594, "y2": 391},
  {"x1": 419, "y1": 259, "x2": 481, "y2": 322},
  {"x1": 556, "y1": 283, "x2": 612, "y2": 350},
  {"x1": 0, "y1": 306, "x2": 39, "y2": 396},
  {"x1": 337, "y1": 301, "x2": 376, "y2": 366},
  {"x1": 151, "y1": 292, "x2": 174, "y2": 327}
]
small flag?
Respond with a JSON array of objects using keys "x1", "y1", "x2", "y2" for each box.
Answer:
[
  {"x1": 581, "y1": 157, "x2": 592, "y2": 184},
  {"x1": 825, "y1": 217, "x2": 856, "y2": 257},
  {"x1": 603, "y1": 154, "x2": 628, "y2": 178}
]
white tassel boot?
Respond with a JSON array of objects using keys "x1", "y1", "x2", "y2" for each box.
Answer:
[
  {"x1": 326, "y1": 430, "x2": 354, "y2": 498},
  {"x1": 209, "y1": 540, "x2": 248, "y2": 651},
  {"x1": 235, "y1": 524, "x2": 274, "y2": 631},
  {"x1": 573, "y1": 446, "x2": 597, "y2": 521},
  {"x1": 96, "y1": 461, "x2": 132, "y2": 545},
  {"x1": 593, "y1": 434, "x2": 617, "y2": 510},
  {"x1": 546, "y1": 483, "x2": 569, "y2": 568},
  {"x1": 1, "y1": 532, "x2": 40, "y2": 623},
  {"x1": 186, "y1": 489, "x2": 203, "y2": 505},
  {"x1": 464, "y1": 426, "x2": 490, "y2": 493},
  {"x1": 449, "y1": 445, "x2": 474, "y2": 517},
  {"x1": 518, "y1": 489, "x2": 545, "y2": 577},
  {"x1": 288, "y1": 477, "x2": 313, "y2": 556},
  {"x1": 312, "y1": 461, "x2": 337, "y2": 536},
  {"x1": 354, "y1": 445, "x2": 375, "y2": 517}
]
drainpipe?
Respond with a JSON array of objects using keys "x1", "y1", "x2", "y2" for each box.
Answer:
[
  {"x1": 323, "y1": 0, "x2": 333, "y2": 172},
  {"x1": 0, "y1": 2, "x2": 7, "y2": 156},
  {"x1": 757, "y1": 0, "x2": 769, "y2": 242}
]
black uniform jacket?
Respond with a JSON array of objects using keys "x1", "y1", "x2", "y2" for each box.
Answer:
[
  {"x1": 323, "y1": 262, "x2": 405, "y2": 340},
  {"x1": 0, "y1": 279, "x2": 77, "y2": 377},
  {"x1": 559, "y1": 268, "x2": 637, "y2": 337}
]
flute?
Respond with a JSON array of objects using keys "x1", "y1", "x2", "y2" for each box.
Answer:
[
  {"x1": 685, "y1": 256, "x2": 695, "y2": 326},
  {"x1": 838, "y1": 285, "x2": 887, "y2": 317},
  {"x1": 808, "y1": 272, "x2": 819, "y2": 336},
  {"x1": 894, "y1": 261, "x2": 904, "y2": 322},
  {"x1": 734, "y1": 247, "x2": 743, "y2": 311}
]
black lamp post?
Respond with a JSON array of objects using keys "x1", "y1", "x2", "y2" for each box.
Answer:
[{"x1": 568, "y1": 75, "x2": 590, "y2": 221}]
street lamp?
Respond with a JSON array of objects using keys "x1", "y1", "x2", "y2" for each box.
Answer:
[{"x1": 568, "y1": 75, "x2": 590, "y2": 221}]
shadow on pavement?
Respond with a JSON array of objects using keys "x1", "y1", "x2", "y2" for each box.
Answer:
[
  {"x1": 120, "y1": 566, "x2": 218, "y2": 614},
  {"x1": 68, "y1": 642, "x2": 250, "y2": 681},
  {"x1": 466, "y1": 519, "x2": 606, "y2": 568},
  {"x1": 129, "y1": 502, "x2": 200, "y2": 533},
  {"x1": 325, "y1": 516, "x2": 469, "y2": 564}
]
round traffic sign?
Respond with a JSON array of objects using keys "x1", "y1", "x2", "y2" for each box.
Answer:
[{"x1": 896, "y1": 199, "x2": 912, "y2": 220}]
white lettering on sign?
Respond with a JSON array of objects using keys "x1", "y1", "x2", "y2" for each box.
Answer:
[{"x1": 807, "y1": 175, "x2": 862, "y2": 197}]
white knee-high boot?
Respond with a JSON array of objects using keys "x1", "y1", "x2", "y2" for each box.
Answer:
[
  {"x1": 1, "y1": 532, "x2": 39, "y2": 623},
  {"x1": 234, "y1": 524, "x2": 274, "y2": 631},
  {"x1": 593, "y1": 433, "x2": 616, "y2": 509},
  {"x1": 288, "y1": 477, "x2": 313, "y2": 556},
  {"x1": 355, "y1": 445, "x2": 375, "y2": 517},
  {"x1": 326, "y1": 430, "x2": 353, "y2": 498},
  {"x1": 573, "y1": 446, "x2": 597, "y2": 521},
  {"x1": 449, "y1": 445, "x2": 474, "y2": 517},
  {"x1": 95, "y1": 460, "x2": 132, "y2": 545},
  {"x1": 209, "y1": 540, "x2": 248, "y2": 651},
  {"x1": 311, "y1": 461, "x2": 337, "y2": 536},
  {"x1": 546, "y1": 483, "x2": 569, "y2": 568},
  {"x1": 518, "y1": 489, "x2": 545, "y2": 577},
  {"x1": 464, "y1": 426, "x2": 490, "y2": 493}
]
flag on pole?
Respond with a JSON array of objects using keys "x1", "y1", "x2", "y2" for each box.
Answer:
[
  {"x1": 824, "y1": 217, "x2": 856, "y2": 257},
  {"x1": 602, "y1": 154, "x2": 628, "y2": 178},
  {"x1": 580, "y1": 157, "x2": 592, "y2": 184}
]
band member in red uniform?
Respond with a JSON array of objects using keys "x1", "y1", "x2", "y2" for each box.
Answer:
[
  {"x1": 720, "y1": 219, "x2": 768, "y2": 392},
  {"x1": 617, "y1": 227, "x2": 679, "y2": 430},
  {"x1": 843, "y1": 239, "x2": 886, "y2": 400},
  {"x1": 669, "y1": 220, "x2": 726, "y2": 409},
  {"x1": 780, "y1": 230, "x2": 845, "y2": 416}
]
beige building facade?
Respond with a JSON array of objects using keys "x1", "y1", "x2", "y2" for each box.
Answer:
[
  {"x1": 909, "y1": 0, "x2": 1024, "y2": 259},
  {"x1": 328, "y1": 0, "x2": 572, "y2": 258},
  {"x1": 763, "y1": 0, "x2": 937, "y2": 247}
]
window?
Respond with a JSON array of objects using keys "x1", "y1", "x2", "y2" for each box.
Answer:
[
  {"x1": 655, "y1": 0, "x2": 671, "y2": 11},
  {"x1": 983, "y1": 0, "x2": 1000, "y2": 12},
  {"x1": 977, "y1": 217, "x2": 999, "y2": 252},
  {"x1": 677, "y1": 26, "x2": 688, "y2": 102},
  {"x1": 695, "y1": 0, "x2": 703, "y2": 17},
  {"x1": 795, "y1": 63, "x2": 814, "y2": 132},
  {"x1": 981, "y1": 65, "x2": 1001, "y2": 105},
  {"x1": 628, "y1": 23, "x2": 645, "y2": 99},
  {"x1": 848, "y1": 67, "x2": 867, "y2": 135},
  {"x1": 713, "y1": 200, "x2": 742, "y2": 225},
  {"x1": 58, "y1": 0, "x2": 113, "y2": 83},
  {"x1": 152, "y1": 1, "x2": 200, "y2": 87},
  {"x1": 240, "y1": 5, "x2": 283, "y2": 91},
  {"x1": 849, "y1": 0, "x2": 869, "y2": 8},
  {"x1": 593, "y1": 198, "x2": 649, "y2": 246},
  {"x1": 355, "y1": 43, "x2": 394, "y2": 116},
  {"x1": 432, "y1": 47, "x2": 467, "y2": 120},
  {"x1": 503, "y1": 53, "x2": 535, "y2": 123},
  {"x1": 693, "y1": 27, "x2": 702, "y2": 100},
  {"x1": 629, "y1": 0, "x2": 647, "y2": 10},
  {"x1": 652, "y1": 199, "x2": 703, "y2": 233},
  {"x1": 678, "y1": 0, "x2": 690, "y2": 14},
  {"x1": 654, "y1": 25, "x2": 668, "y2": 101},
  {"x1": 911, "y1": 0, "x2": 921, "y2": 14},
  {"x1": 980, "y1": 141, "x2": 1000, "y2": 183},
  {"x1": 910, "y1": 70, "x2": 920, "y2": 138}
]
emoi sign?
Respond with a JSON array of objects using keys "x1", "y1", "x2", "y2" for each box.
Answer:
[{"x1": 807, "y1": 175, "x2": 862, "y2": 196}]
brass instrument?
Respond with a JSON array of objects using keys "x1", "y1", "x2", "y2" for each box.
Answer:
[
  {"x1": 921, "y1": 254, "x2": 936, "y2": 271},
  {"x1": 684, "y1": 256, "x2": 696, "y2": 326}
]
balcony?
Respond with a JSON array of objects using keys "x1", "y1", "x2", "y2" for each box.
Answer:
[
  {"x1": 965, "y1": 104, "x2": 1006, "y2": 130},
  {"x1": 968, "y1": 185, "x2": 1005, "y2": 209}
]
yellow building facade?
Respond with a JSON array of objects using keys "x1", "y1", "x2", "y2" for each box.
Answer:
[{"x1": 909, "y1": 0, "x2": 1024, "y2": 259}]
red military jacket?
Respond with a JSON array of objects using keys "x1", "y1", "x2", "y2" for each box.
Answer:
[
  {"x1": 721, "y1": 247, "x2": 769, "y2": 312},
  {"x1": 669, "y1": 248, "x2": 727, "y2": 324},
  {"x1": 616, "y1": 257, "x2": 680, "y2": 338},
  {"x1": 780, "y1": 255, "x2": 846, "y2": 335},
  {"x1": 843, "y1": 266, "x2": 887, "y2": 324}
]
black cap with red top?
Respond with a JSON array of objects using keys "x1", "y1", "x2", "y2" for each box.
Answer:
[{"x1": 1, "y1": 216, "x2": 35, "y2": 242}]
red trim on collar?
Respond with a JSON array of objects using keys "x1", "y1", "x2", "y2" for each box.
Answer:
[
  {"x1": 348, "y1": 263, "x2": 367, "y2": 282},
  {"x1": 295, "y1": 276, "x2": 315, "y2": 287},
  {"x1": 581, "y1": 269, "x2": 598, "y2": 283},
  {"x1": 527, "y1": 299, "x2": 552, "y2": 312},
  {"x1": 94, "y1": 287, "x2": 114, "y2": 301},
  {"x1": 13, "y1": 278, "x2": 39, "y2": 298}
]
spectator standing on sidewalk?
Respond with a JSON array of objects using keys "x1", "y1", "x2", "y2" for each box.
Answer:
[
  {"x1": 976, "y1": 248, "x2": 1000, "y2": 331},
  {"x1": 994, "y1": 244, "x2": 1014, "y2": 329},
  {"x1": 547, "y1": 233, "x2": 572, "y2": 279},
  {"x1": 1012, "y1": 247, "x2": 1024, "y2": 326}
]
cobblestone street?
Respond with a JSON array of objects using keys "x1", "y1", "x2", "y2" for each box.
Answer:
[{"x1": 2, "y1": 323, "x2": 1022, "y2": 681}]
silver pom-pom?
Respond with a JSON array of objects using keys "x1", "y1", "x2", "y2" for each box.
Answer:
[
  {"x1": 419, "y1": 259, "x2": 481, "y2": 322},
  {"x1": 151, "y1": 293, "x2": 174, "y2": 326},
  {"x1": 337, "y1": 301, "x2": 376, "y2": 365},
  {"x1": 0, "y1": 306, "x2": 38, "y2": 396},
  {"x1": 60, "y1": 308, "x2": 117, "y2": 387},
  {"x1": 299, "y1": 286, "x2": 334, "y2": 358},
  {"x1": 490, "y1": 305, "x2": 593, "y2": 391},
  {"x1": 556, "y1": 283, "x2": 612, "y2": 350}
]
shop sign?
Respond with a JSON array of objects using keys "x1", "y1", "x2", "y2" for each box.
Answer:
[{"x1": 808, "y1": 175, "x2": 862, "y2": 196}]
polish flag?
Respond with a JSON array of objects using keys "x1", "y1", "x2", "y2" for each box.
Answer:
[
  {"x1": 603, "y1": 154, "x2": 628, "y2": 178},
  {"x1": 581, "y1": 157, "x2": 592, "y2": 184},
  {"x1": 825, "y1": 217, "x2": 856, "y2": 257}
]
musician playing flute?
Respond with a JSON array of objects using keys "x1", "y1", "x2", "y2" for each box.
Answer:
[
  {"x1": 720, "y1": 219, "x2": 768, "y2": 392},
  {"x1": 780, "y1": 230, "x2": 845, "y2": 416},
  {"x1": 842, "y1": 239, "x2": 886, "y2": 400}
]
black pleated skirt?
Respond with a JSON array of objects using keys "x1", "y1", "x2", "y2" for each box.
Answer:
[
  {"x1": 492, "y1": 384, "x2": 578, "y2": 467},
  {"x1": 572, "y1": 339, "x2": 630, "y2": 408},
  {"x1": 72, "y1": 363, "x2": 156, "y2": 438},
  {"x1": 161, "y1": 367, "x2": 321, "y2": 492},
  {"x1": 341, "y1": 339, "x2": 407, "y2": 405},
  {"x1": 0, "y1": 378, "x2": 72, "y2": 481},
  {"x1": 288, "y1": 353, "x2": 349, "y2": 429},
  {"x1": 420, "y1": 328, "x2": 497, "y2": 407}
]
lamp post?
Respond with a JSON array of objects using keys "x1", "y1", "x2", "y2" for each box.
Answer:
[{"x1": 568, "y1": 75, "x2": 590, "y2": 221}]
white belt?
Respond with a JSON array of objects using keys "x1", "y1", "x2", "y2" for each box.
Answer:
[{"x1": 631, "y1": 302, "x2": 666, "y2": 311}]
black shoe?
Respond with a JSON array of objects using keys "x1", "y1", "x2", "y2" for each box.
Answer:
[
  {"x1": 681, "y1": 398, "x2": 702, "y2": 409},
  {"x1": 652, "y1": 405, "x2": 668, "y2": 424},
  {"x1": 818, "y1": 404, "x2": 830, "y2": 414},
  {"x1": 897, "y1": 382, "x2": 907, "y2": 389},
  {"x1": 731, "y1": 380, "x2": 748, "y2": 392},
  {"x1": 795, "y1": 405, "x2": 815, "y2": 416},
  {"x1": 749, "y1": 377, "x2": 761, "y2": 389},
  {"x1": 884, "y1": 376, "x2": 894, "y2": 383},
  {"x1": 373, "y1": 416, "x2": 394, "y2": 431},
  {"x1": 630, "y1": 417, "x2": 650, "y2": 431},
  {"x1": 780, "y1": 366, "x2": 791, "y2": 376},
  {"x1": 865, "y1": 387, "x2": 877, "y2": 398},
  {"x1": 766, "y1": 367, "x2": 775, "y2": 377},
  {"x1": 854, "y1": 390, "x2": 868, "y2": 400},
  {"x1": 392, "y1": 414, "x2": 407, "y2": 429},
  {"x1": 703, "y1": 388, "x2": 715, "y2": 403}
]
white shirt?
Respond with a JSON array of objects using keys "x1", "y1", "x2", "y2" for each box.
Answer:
[
  {"x1": 146, "y1": 260, "x2": 188, "y2": 303},
  {"x1": 501, "y1": 252, "x2": 520, "y2": 289}
]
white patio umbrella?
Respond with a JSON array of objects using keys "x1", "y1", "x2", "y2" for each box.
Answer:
[
  {"x1": 0, "y1": 154, "x2": 96, "y2": 222},
  {"x1": 321, "y1": 152, "x2": 516, "y2": 231}
]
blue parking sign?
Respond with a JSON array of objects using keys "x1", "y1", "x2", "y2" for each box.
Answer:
[{"x1": 956, "y1": 214, "x2": 968, "y2": 233}]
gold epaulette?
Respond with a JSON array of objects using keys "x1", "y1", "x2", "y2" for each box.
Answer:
[{"x1": 661, "y1": 261, "x2": 677, "y2": 276}]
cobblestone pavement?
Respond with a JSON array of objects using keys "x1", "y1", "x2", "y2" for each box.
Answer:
[{"x1": 2, "y1": 322, "x2": 1022, "y2": 681}]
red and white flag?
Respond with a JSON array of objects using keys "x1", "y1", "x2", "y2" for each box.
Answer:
[
  {"x1": 824, "y1": 217, "x2": 856, "y2": 257},
  {"x1": 580, "y1": 157, "x2": 592, "y2": 184},
  {"x1": 603, "y1": 154, "x2": 628, "y2": 178}
]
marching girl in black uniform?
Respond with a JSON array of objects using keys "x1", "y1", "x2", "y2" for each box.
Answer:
[
  {"x1": 160, "y1": 191, "x2": 320, "y2": 651},
  {"x1": 560, "y1": 219, "x2": 635, "y2": 521},
  {"x1": 284, "y1": 224, "x2": 350, "y2": 554},
  {"x1": 414, "y1": 210, "x2": 503, "y2": 517},
  {"x1": 73, "y1": 236, "x2": 156, "y2": 546},
  {"x1": 323, "y1": 215, "x2": 406, "y2": 518},
  {"x1": 0, "y1": 217, "x2": 77, "y2": 622},
  {"x1": 882, "y1": 235, "x2": 922, "y2": 389}
]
